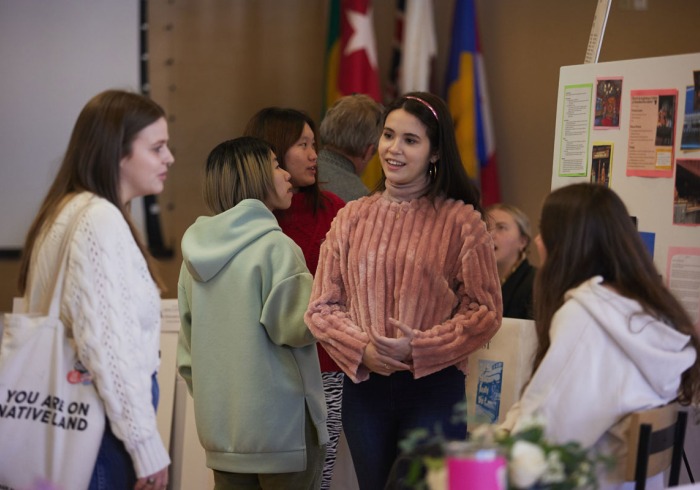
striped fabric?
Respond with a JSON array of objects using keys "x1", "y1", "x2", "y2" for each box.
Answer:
[{"x1": 306, "y1": 193, "x2": 502, "y2": 383}]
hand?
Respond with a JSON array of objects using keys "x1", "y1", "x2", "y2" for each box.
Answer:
[
  {"x1": 372, "y1": 318, "x2": 414, "y2": 362},
  {"x1": 363, "y1": 338, "x2": 411, "y2": 376},
  {"x1": 135, "y1": 467, "x2": 169, "y2": 490}
]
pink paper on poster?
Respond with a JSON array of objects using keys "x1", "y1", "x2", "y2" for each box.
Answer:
[
  {"x1": 666, "y1": 247, "x2": 700, "y2": 329},
  {"x1": 626, "y1": 89, "x2": 678, "y2": 178}
]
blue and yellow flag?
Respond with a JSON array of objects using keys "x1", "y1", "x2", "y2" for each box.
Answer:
[{"x1": 445, "y1": 0, "x2": 500, "y2": 205}]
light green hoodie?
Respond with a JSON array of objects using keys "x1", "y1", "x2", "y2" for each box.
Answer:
[{"x1": 177, "y1": 199, "x2": 329, "y2": 474}]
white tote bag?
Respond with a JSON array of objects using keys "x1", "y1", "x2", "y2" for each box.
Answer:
[{"x1": 0, "y1": 203, "x2": 105, "y2": 490}]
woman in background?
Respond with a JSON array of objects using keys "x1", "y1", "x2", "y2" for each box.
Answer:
[
  {"x1": 18, "y1": 90, "x2": 172, "y2": 490},
  {"x1": 486, "y1": 203, "x2": 536, "y2": 319},
  {"x1": 501, "y1": 183, "x2": 700, "y2": 489},
  {"x1": 243, "y1": 108, "x2": 345, "y2": 489},
  {"x1": 306, "y1": 92, "x2": 502, "y2": 489},
  {"x1": 177, "y1": 136, "x2": 328, "y2": 489}
]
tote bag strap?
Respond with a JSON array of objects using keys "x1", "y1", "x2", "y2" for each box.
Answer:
[{"x1": 27, "y1": 196, "x2": 95, "y2": 319}]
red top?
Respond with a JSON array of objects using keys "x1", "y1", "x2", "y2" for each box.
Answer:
[{"x1": 275, "y1": 191, "x2": 345, "y2": 372}]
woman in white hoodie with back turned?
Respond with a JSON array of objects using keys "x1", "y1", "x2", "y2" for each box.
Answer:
[{"x1": 501, "y1": 183, "x2": 700, "y2": 490}]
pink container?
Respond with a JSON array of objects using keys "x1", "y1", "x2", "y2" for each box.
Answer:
[{"x1": 446, "y1": 441, "x2": 507, "y2": 490}]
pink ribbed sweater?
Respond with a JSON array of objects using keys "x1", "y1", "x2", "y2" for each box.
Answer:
[{"x1": 305, "y1": 193, "x2": 503, "y2": 383}]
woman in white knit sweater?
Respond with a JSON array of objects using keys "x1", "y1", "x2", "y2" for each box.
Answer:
[{"x1": 17, "y1": 90, "x2": 173, "y2": 490}]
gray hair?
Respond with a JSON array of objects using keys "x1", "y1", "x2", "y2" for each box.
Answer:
[{"x1": 320, "y1": 94, "x2": 382, "y2": 157}]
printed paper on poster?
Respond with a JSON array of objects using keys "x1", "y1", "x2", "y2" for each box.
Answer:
[
  {"x1": 558, "y1": 84, "x2": 592, "y2": 177},
  {"x1": 626, "y1": 89, "x2": 678, "y2": 178},
  {"x1": 666, "y1": 247, "x2": 700, "y2": 329}
]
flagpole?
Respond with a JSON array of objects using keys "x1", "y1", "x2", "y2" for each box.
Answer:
[{"x1": 584, "y1": 0, "x2": 612, "y2": 64}]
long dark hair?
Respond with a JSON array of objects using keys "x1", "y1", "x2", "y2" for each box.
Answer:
[
  {"x1": 533, "y1": 183, "x2": 699, "y2": 405},
  {"x1": 243, "y1": 107, "x2": 327, "y2": 213},
  {"x1": 377, "y1": 91, "x2": 482, "y2": 214},
  {"x1": 19, "y1": 90, "x2": 166, "y2": 294}
]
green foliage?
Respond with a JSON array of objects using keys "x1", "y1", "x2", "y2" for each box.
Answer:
[{"x1": 397, "y1": 405, "x2": 615, "y2": 490}]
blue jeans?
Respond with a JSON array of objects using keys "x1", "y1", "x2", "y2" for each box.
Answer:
[
  {"x1": 342, "y1": 367, "x2": 466, "y2": 490},
  {"x1": 88, "y1": 373, "x2": 160, "y2": 490}
]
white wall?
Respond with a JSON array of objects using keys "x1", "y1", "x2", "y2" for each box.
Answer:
[{"x1": 0, "y1": 1, "x2": 140, "y2": 250}]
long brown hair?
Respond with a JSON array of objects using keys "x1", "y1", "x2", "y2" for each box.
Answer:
[
  {"x1": 533, "y1": 183, "x2": 699, "y2": 405},
  {"x1": 18, "y1": 90, "x2": 166, "y2": 294}
]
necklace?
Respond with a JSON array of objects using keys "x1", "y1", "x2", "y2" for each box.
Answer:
[{"x1": 500, "y1": 256, "x2": 525, "y2": 285}]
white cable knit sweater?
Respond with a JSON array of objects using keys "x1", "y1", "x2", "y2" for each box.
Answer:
[{"x1": 25, "y1": 192, "x2": 170, "y2": 477}]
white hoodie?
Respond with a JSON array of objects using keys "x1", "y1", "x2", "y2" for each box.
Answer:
[{"x1": 501, "y1": 276, "x2": 696, "y2": 489}]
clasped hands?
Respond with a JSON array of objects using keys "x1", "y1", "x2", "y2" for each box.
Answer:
[{"x1": 362, "y1": 318, "x2": 414, "y2": 376}]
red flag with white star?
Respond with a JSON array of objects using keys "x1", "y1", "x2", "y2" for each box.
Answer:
[
  {"x1": 323, "y1": 0, "x2": 383, "y2": 187},
  {"x1": 337, "y1": 0, "x2": 381, "y2": 102}
]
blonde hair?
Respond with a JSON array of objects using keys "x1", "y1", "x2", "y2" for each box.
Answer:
[
  {"x1": 486, "y1": 203, "x2": 532, "y2": 255},
  {"x1": 202, "y1": 137, "x2": 274, "y2": 215}
]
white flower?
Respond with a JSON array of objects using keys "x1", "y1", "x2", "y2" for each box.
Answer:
[
  {"x1": 541, "y1": 450, "x2": 565, "y2": 484},
  {"x1": 509, "y1": 440, "x2": 548, "y2": 488},
  {"x1": 426, "y1": 465, "x2": 447, "y2": 490},
  {"x1": 575, "y1": 472, "x2": 592, "y2": 488},
  {"x1": 517, "y1": 413, "x2": 548, "y2": 432}
]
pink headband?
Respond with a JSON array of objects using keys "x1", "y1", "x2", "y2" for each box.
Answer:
[{"x1": 405, "y1": 95, "x2": 438, "y2": 121}]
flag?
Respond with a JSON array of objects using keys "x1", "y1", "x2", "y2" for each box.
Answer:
[
  {"x1": 323, "y1": 0, "x2": 343, "y2": 113},
  {"x1": 323, "y1": 0, "x2": 383, "y2": 189},
  {"x1": 445, "y1": 0, "x2": 501, "y2": 206},
  {"x1": 387, "y1": 0, "x2": 437, "y2": 98},
  {"x1": 399, "y1": 0, "x2": 438, "y2": 94},
  {"x1": 385, "y1": 0, "x2": 405, "y2": 101},
  {"x1": 324, "y1": 0, "x2": 381, "y2": 109}
]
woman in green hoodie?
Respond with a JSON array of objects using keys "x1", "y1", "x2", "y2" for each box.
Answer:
[{"x1": 176, "y1": 136, "x2": 328, "y2": 490}]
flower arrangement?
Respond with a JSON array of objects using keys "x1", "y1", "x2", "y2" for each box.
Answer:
[
  {"x1": 467, "y1": 416, "x2": 613, "y2": 489},
  {"x1": 397, "y1": 405, "x2": 613, "y2": 490}
]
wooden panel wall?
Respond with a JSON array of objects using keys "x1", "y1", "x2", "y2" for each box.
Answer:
[{"x1": 1, "y1": 0, "x2": 698, "y2": 308}]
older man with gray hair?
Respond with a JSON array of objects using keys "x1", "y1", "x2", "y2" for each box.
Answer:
[{"x1": 318, "y1": 94, "x2": 383, "y2": 202}]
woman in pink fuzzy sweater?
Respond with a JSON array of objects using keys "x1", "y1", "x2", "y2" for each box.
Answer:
[{"x1": 305, "y1": 92, "x2": 503, "y2": 489}]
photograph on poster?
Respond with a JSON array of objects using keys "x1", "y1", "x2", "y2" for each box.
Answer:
[
  {"x1": 639, "y1": 231, "x2": 655, "y2": 258},
  {"x1": 594, "y1": 78, "x2": 622, "y2": 128},
  {"x1": 656, "y1": 94, "x2": 676, "y2": 146},
  {"x1": 626, "y1": 89, "x2": 677, "y2": 178},
  {"x1": 666, "y1": 246, "x2": 700, "y2": 329},
  {"x1": 673, "y1": 158, "x2": 700, "y2": 225},
  {"x1": 590, "y1": 143, "x2": 613, "y2": 187},
  {"x1": 681, "y1": 85, "x2": 700, "y2": 150}
]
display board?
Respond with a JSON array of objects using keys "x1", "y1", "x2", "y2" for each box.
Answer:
[
  {"x1": 0, "y1": 1, "x2": 139, "y2": 252},
  {"x1": 552, "y1": 52, "x2": 700, "y2": 330}
]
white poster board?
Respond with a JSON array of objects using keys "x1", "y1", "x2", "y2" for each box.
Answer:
[
  {"x1": 552, "y1": 52, "x2": 700, "y2": 328},
  {"x1": 552, "y1": 53, "x2": 700, "y2": 484}
]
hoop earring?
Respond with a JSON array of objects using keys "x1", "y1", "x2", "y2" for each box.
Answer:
[{"x1": 428, "y1": 162, "x2": 437, "y2": 180}]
